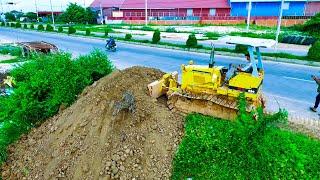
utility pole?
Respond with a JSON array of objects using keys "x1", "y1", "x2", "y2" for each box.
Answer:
[
  {"x1": 276, "y1": 0, "x2": 285, "y2": 44},
  {"x1": 34, "y1": 0, "x2": 39, "y2": 22},
  {"x1": 49, "y1": 0, "x2": 55, "y2": 28},
  {"x1": 100, "y1": 1, "x2": 104, "y2": 24},
  {"x1": 145, "y1": 0, "x2": 148, "y2": 26},
  {"x1": 246, "y1": 0, "x2": 252, "y2": 31}
]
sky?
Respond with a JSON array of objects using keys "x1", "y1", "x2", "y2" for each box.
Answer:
[{"x1": 0, "y1": 0, "x2": 94, "y2": 13}]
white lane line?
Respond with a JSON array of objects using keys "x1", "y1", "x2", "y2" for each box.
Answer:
[{"x1": 283, "y1": 76, "x2": 314, "y2": 83}]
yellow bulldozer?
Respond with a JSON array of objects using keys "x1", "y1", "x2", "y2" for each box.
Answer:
[{"x1": 148, "y1": 36, "x2": 277, "y2": 120}]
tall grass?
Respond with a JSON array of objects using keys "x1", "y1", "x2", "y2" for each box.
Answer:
[{"x1": 172, "y1": 94, "x2": 320, "y2": 179}]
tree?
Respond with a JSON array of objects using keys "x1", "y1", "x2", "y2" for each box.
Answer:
[
  {"x1": 125, "y1": 33, "x2": 132, "y2": 40},
  {"x1": 58, "y1": 26, "x2": 63, "y2": 33},
  {"x1": 302, "y1": 12, "x2": 320, "y2": 37},
  {"x1": 58, "y1": 3, "x2": 96, "y2": 24},
  {"x1": 85, "y1": 28, "x2": 91, "y2": 36},
  {"x1": 25, "y1": 12, "x2": 37, "y2": 21},
  {"x1": 5, "y1": 12, "x2": 16, "y2": 22},
  {"x1": 46, "y1": 24, "x2": 54, "y2": 31},
  {"x1": 152, "y1": 30, "x2": 161, "y2": 44},
  {"x1": 186, "y1": 34, "x2": 198, "y2": 48},
  {"x1": 308, "y1": 41, "x2": 320, "y2": 61},
  {"x1": 68, "y1": 26, "x2": 76, "y2": 34},
  {"x1": 37, "y1": 24, "x2": 44, "y2": 31}
]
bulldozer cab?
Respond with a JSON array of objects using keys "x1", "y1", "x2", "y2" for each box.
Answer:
[
  {"x1": 220, "y1": 36, "x2": 276, "y2": 77},
  {"x1": 219, "y1": 36, "x2": 276, "y2": 93}
]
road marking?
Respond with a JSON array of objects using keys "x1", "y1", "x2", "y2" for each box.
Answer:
[{"x1": 283, "y1": 76, "x2": 314, "y2": 83}]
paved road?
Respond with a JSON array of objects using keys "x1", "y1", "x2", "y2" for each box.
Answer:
[{"x1": 0, "y1": 28, "x2": 319, "y2": 119}]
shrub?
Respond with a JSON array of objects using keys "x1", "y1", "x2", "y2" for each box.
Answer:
[
  {"x1": 58, "y1": 26, "x2": 63, "y2": 33},
  {"x1": 0, "y1": 50, "x2": 114, "y2": 162},
  {"x1": 10, "y1": 23, "x2": 15, "y2": 27},
  {"x1": 85, "y1": 28, "x2": 91, "y2": 36},
  {"x1": 104, "y1": 27, "x2": 113, "y2": 37},
  {"x1": 30, "y1": 24, "x2": 35, "y2": 29},
  {"x1": 301, "y1": 12, "x2": 320, "y2": 37},
  {"x1": 165, "y1": 27, "x2": 177, "y2": 33},
  {"x1": 23, "y1": 24, "x2": 28, "y2": 29},
  {"x1": 235, "y1": 44, "x2": 248, "y2": 54},
  {"x1": 68, "y1": 26, "x2": 76, "y2": 34},
  {"x1": 172, "y1": 94, "x2": 320, "y2": 179},
  {"x1": 186, "y1": 34, "x2": 198, "y2": 48},
  {"x1": 0, "y1": 45, "x2": 22, "y2": 56},
  {"x1": 37, "y1": 24, "x2": 44, "y2": 31},
  {"x1": 46, "y1": 24, "x2": 54, "y2": 31},
  {"x1": 308, "y1": 41, "x2": 320, "y2": 61},
  {"x1": 204, "y1": 32, "x2": 221, "y2": 40},
  {"x1": 15, "y1": 22, "x2": 21, "y2": 28},
  {"x1": 141, "y1": 26, "x2": 154, "y2": 31},
  {"x1": 0, "y1": 22, "x2": 5, "y2": 26},
  {"x1": 125, "y1": 33, "x2": 132, "y2": 40},
  {"x1": 152, "y1": 30, "x2": 161, "y2": 44}
]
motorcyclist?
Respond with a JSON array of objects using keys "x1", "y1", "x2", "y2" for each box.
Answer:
[{"x1": 106, "y1": 37, "x2": 116, "y2": 48}]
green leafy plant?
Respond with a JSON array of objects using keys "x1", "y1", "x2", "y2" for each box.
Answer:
[
  {"x1": 37, "y1": 24, "x2": 44, "y2": 31},
  {"x1": 68, "y1": 26, "x2": 76, "y2": 34},
  {"x1": 58, "y1": 26, "x2": 63, "y2": 33},
  {"x1": 301, "y1": 12, "x2": 320, "y2": 37},
  {"x1": 0, "y1": 45, "x2": 22, "y2": 57},
  {"x1": 10, "y1": 23, "x2": 15, "y2": 27},
  {"x1": 308, "y1": 41, "x2": 320, "y2": 61},
  {"x1": 165, "y1": 27, "x2": 177, "y2": 33},
  {"x1": 0, "y1": 50, "x2": 114, "y2": 162},
  {"x1": 152, "y1": 30, "x2": 161, "y2": 44},
  {"x1": 104, "y1": 26, "x2": 113, "y2": 37},
  {"x1": 125, "y1": 33, "x2": 132, "y2": 40},
  {"x1": 186, "y1": 33, "x2": 198, "y2": 48},
  {"x1": 23, "y1": 24, "x2": 28, "y2": 29},
  {"x1": 85, "y1": 28, "x2": 91, "y2": 36},
  {"x1": 46, "y1": 24, "x2": 54, "y2": 31},
  {"x1": 30, "y1": 24, "x2": 35, "y2": 29},
  {"x1": 0, "y1": 22, "x2": 5, "y2": 26},
  {"x1": 15, "y1": 22, "x2": 21, "y2": 28}
]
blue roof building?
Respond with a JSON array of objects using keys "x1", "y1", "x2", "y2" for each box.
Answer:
[{"x1": 230, "y1": 0, "x2": 309, "y2": 16}]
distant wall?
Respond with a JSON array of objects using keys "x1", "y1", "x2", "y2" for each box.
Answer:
[{"x1": 123, "y1": 19, "x2": 307, "y2": 27}]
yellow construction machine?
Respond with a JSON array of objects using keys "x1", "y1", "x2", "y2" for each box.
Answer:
[{"x1": 148, "y1": 36, "x2": 276, "y2": 120}]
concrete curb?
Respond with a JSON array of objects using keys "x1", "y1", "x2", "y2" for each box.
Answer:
[{"x1": 1, "y1": 27, "x2": 319, "y2": 67}]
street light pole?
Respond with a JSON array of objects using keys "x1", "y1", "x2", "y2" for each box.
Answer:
[
  {"x1": 145, "y1": 0, "x2": 148, "y2": 26},
  {"x1": 34, "y1": 0, "x2": 39, "y2": 22},
  {"x1": 276, "y1": 0, "x2": 285, "y2": 44},
  {"x1": 0, "y1": 0, "x2": 4, "y2": 14},
  {"x1": 246, "y1": 0, "x2": 252, "y2": 31},
  {"x1": 100, "y1": 1, "x2": 104, "y2": 24},
  {"x1": 49, "y1": 0, "x2": 55, "y2": 28}
]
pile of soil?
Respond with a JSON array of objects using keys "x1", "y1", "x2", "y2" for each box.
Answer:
[{"x1": 1, "y1": 67, "x2": 184, "y2": 179}]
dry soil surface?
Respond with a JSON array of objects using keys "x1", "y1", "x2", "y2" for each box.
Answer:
[{"x1": 1, "y1": 67, "x2": 184, "y2": 180}]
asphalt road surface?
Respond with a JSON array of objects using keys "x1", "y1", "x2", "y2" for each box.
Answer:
[{"x1": 0, "y1": 28, "x2": 319, "y2": 119}]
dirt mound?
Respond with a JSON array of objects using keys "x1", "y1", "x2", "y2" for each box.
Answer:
[{"x1": 1, "y1": 67, "x2": 184, "y2": 180}]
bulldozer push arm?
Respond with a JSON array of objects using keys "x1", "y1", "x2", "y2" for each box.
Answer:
[{"x1": 148, "y1": 71, "x2": 178, "y2": 98}]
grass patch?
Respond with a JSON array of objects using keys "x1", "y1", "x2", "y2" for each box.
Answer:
[
  {"x1": 172, "y1": 95, "x2": 320, "y2": 179},
  {"x1": 0, "y1": 45, "x2": 22, "y2": 57}
]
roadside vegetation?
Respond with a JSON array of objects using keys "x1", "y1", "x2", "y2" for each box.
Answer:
[
  {"x1": 172, "y1": 94, "x2": 320, "y2": 179},
  {"x1": 0, "y1": 50, "x2": 114, "y2": 163}
]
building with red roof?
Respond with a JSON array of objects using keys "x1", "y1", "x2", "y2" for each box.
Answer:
[{"x1": 90, "y1": 0, "x2": 231, "y2": 22}]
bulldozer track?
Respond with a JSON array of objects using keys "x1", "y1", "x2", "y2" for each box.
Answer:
[{"x1": 167, "y1": 91, "x2": 259, "y2": 120}]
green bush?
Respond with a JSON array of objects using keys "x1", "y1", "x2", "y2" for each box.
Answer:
[
  {"x1": 235, "y1": 44, "x2": 248, "y2": 53},
  {"x1": 0, "y1": 50, "x2": 114, "y2": 162},
  {"x1": 165, "y1": 27, "x2": 177, "y2": 33},
  {"x1": 125, "y1": 33, "x2": 132, "y2": 40},
  {"x1": 68, "y1": 26, "x2": 76, "y2": 34},
  {"x1": 58, "y1": 26, "x2": 63, "y2": 33},
  {"x1": 172, "y1": 94, "x2": 320, "y2": 179},
  {"x1": 308, "y1": 41, "x2": 320, "y2": 61},
  {"x1": 141, "y1": 26, "x2": 154, "y2": 31},
  {"x1": 186, "y1": 34, "x2": 198, "y2": 48},
  {"x1": 30, "y1": 24, "x2": 35, "y2": 29},
  {"x1": 85, "y1": 28, "x2": 91, "y2": 36},
  {"x1": 152, "y1": 30, "x2": 161, "y2": 44},
  {"x1": 301, "y1": 12, "x2": 320, "y2": 37},
  {"x1": 15, "y1": 22, "x2": 21, "y2": 28},
  {"x1": 204, "y1": 32, "x2": 221, "y2": 40},
  {"x1": 23, "y1": 24, "x2": 28, "y2": 29},
  {"x1": 46, "y1": 24, "x2": 54, "y2": 31},
  {"x1": 1, "y1": 22, "x2": 5, "y2": 26},
  {"x1": 0, "y1": 45, "x2": 22, "y2": 56},
  {"x1": 10, "y1": 23, "x2": 15, "y2": 27},
  {"x1": 37, "y1": 24, "x2": 44, "y2": 31},
  {"x1": 104, "y1": 27, "x2": 113, "y2": 37}
]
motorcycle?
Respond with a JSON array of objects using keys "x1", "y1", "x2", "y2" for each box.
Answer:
[{"x1": 105, "y1": 44, "x2": 117, "y2": 52}]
